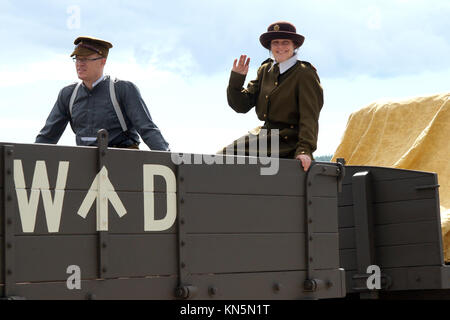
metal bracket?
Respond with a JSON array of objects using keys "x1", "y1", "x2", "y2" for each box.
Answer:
[
  {"x1": 97, "y1": 129, "x2": 109, "y2": 280},
  {"x1": 303, "y1": 162, "x2": 344, "y2": 292},
  {"x1": 175, "y1": 160, "x2": 197, "y2": 299},
  {"x1": 2, "y1": 145, "x2": 16, "y2": 298}
]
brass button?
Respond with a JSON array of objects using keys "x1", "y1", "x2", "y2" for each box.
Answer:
[
  {"x1": 284, "y1": 136, "x2": 288, "y2": 140},
  {"x1": 263, "y1": 114, "x2": 267, "y2": 118},
  {"x1": 275, "y1": 82, "x2": 278, "y2": 86},
  {"x1": 265, "y1": 95, "x2": 269, "y2": 99},
  {"x1": 290, "y1": 125, "x2": 294, "y2": 129}
]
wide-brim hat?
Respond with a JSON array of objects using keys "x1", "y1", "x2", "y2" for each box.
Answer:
[
  {"x1": 70, "y1": 36, "x2": 113, "y2": 58},
  {"x1": 259, "y1": 21, "x2": 305, "y2": 50}
]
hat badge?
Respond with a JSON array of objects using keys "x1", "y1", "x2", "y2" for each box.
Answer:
[{"x1": 273, "y1": 24, "x2": 280, "y2": 31}]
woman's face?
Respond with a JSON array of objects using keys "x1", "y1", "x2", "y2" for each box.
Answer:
[{"x1": 270, "y1": 39, "x2": 295, "y2": 63}]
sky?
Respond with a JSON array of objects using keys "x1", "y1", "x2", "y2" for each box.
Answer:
[{"x1": 0, "y1": 0, "x2": 449, "y2": 156}]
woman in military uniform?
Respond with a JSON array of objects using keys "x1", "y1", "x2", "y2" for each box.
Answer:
[{"x1": 223, "y1": 21, "x2": 323, "y2": 171}]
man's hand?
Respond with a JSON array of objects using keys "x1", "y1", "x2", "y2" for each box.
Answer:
[
  {"x1": 296, "y1": 154, "x2": 312, "y2": 171},
  {"x1": 232, "y1": 55, "x2": 250, "y2": 75}
]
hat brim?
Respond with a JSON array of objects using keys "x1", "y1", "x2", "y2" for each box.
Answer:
[{"x1": 259, "y1": 31, "x2": 305, "y2": 50}]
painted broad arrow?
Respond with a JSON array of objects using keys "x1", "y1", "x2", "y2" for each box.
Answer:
[{"x1": 78, "y1": 166, "x2": 127, "y2": 231}]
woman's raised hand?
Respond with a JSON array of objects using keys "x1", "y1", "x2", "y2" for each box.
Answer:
[{"x1": 232, "y1": 55, "x2": 250, "y2": 75}]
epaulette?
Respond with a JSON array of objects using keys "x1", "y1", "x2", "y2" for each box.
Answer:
[
  {"x1": 260, "y1": 58, "x2": 274, "y2": 66},
  {"x1": 300, "y1": 60, "x2": 317, "y2": 72}
]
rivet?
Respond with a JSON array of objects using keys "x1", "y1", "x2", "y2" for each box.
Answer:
[
  {"x1": 273, "y1": 283, "x2": 281, "y2": 292},
  {"x1": 181, "y1": 262, "x2": 186, "y2": 269},
  {"x1": 209, "y1": 287, "x2": 217, "y2": 296}
]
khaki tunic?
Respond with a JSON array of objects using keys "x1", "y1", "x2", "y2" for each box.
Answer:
[{"x1": 224, "y1": 59, "x2": 323, "y2": 159}]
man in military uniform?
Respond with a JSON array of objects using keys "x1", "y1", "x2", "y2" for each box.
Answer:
[
  {"x1": 224, "y1": 21, "x2": 323, "y2": 171},
  {"x1": 35, "y1": 36, "x2": 170, "y2": 151}
]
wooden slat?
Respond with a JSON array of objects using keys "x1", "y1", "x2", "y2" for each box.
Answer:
[
  {"x1": 14, "y1": 234, "x2": 178, "y2": 282},
  {"x1": 3, "y1": 143, "x2": 176, "y2": 192},
  {"x1": 341, "y1": 166, "x2": 436, "y2": 185},
  {"x1": 182, "y1": 160, "x2": 306, "y2": 196},
  {"x1": 339, "y1": 221, "x2": 440, "y2": 249},
  {"x1": 2, "y1": 269, "x2": 346, "y2": 300},
  {"x1": 184, "y1": 194, "x2": 338, "y2": 234},
  {"x1": 11, "y1": 191, "x2": 176, "y2": 235},
  {"x1": 340, "y1": 242, "x2": 442, "y2": 270},
  {"x1": 187, "y1": 233, "x2": 339, "y2": 274}
]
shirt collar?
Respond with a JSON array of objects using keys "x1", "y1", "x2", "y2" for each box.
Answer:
[
  {"x1": 269, "y1": 54, "x2": 298, "y2": 74},
  {"x1": 92, "y1": 74, "x2": 105, "y2": 88}
]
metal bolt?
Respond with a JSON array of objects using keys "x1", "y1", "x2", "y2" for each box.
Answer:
[
  {"x1": 6, "y1": 195, "x2": 12, "y2": 202},
  {"x1": 6, "y1": 269, "x2": 12, "y2": 275},
  {"x1": 181, "y1": 262, "x2": 186, "y2": 269},
  {"x1": 209, "y1": 287, "x2": 217, "y2": 296},
  {"x1": 180, "y1": 219, "x2": 185, "y2": 225},
  {"x1": 102, "y1": 242, "x2": 107, "y2": 249},
  {"x1": 6, "y1": 218, "x2": 12, "y2": 225},
  {"x1": 273, "y1": 283, "x2": 281, "y2": 292},
  {"x1": 181, "y1": 241, "x2": 185, "y2": 247},
  {"x1": 86, "y1": 293, "x2": 96, "y2": 300},
  {"x1": 6, "y1": 169, "x2": 12, "y2": 175}
]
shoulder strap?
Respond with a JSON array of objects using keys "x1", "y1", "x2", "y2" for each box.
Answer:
[
  {"x1": 69, "y1": 82, "x2": 82, "y2": 117},
  {"x1": 109, "y1": 77, "x2": 128, "y2": 132}
]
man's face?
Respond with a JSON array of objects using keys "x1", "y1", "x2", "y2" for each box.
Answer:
[
  {"x1": 270, "y1": 39, "x2": 296, "y2": 63},
  {"x1": 74, "y1": 53, "x2": 106, "y2": 82}
]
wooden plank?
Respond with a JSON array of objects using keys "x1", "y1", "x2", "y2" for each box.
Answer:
[
  {"x1": 345, "y1": 265, "x2": 448, "y2": 293},
  {"x1": 340, "y1": 242, "x2": 442, "y2": 270},
  {"x1": 339, "y1": 199, "x2": 439, "y2": 229},
  {"x1": 341, "y1": 166, "x2": 437, "y2": 185},
  {"x1": 10, "y1": 191, "x2": 176, "y2": 235},
  {"x1": 339, "y1": 176, "x2": 437, "y2": 207},
  {"x1": 2, "y1": 269, "x2": 346, "y2": 300},
  {"x1": 14, "y1": 234, "x2": 178, "y2": 282},
  {"x1": 184, "y1": 194, "x2": 306, "y2": 233},
  {"x1": 182, "y1": 160, "x2": 306, "y2": 196},
  {"x1": 4, "y1": 142, "x2": 176, "y2": 192},
  {"x1": 187, "y1": 233, "x2": 339, "y2": 274},
  {"x1": 339, "y1": 221, "x2": 440, "y2": 249},
  {"x1": 3, "y1": 276, "x2": 178, "y2": 300}
]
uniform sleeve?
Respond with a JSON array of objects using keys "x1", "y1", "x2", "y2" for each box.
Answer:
[
  {"x1": 295, "y1": 68, "x2": 324, "y2": 158},
  {"x1": 226, "y1": 68, "x2": 261, "y2": 113},
  {"x1": 35, "y1": 88, "x2": 71, "y2": 144},
  {"x1": 120, "y1": 82, "x2": 170, "y2": 151}
]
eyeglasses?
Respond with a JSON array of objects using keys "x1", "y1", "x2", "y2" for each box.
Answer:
[
  {"x1": 270, "y1": 40, "x2": 293, "y2": 47},
  {"x1": 72, "y1": 56, "x2": 104, "y2": 63}
]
